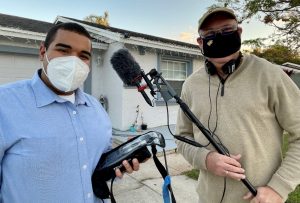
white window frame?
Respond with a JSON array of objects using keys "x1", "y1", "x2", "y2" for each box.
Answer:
[
  {"x1": 156, "y1": 54, "x2": 193, "y2": 105},
  {"x1": 160, "y1": 59, "x2": 188, "y2": 81}
]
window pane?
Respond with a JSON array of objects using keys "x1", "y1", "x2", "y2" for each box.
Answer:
[
  {"x1": 291, "y1": 73, "x2": 300, "y2": 88},
  {"x1": 165, "y1": 80, "x2": 185, "y2": 96},
  {"x1": 178, "y1": 71, "x2": 186, "y2": 80},
  {"x1": 161, "y1": 61, "x2": 168, "y2": 71},
  {"x1": 180, "y1": 62, "x2": 187, "y2": 70},
  {"x1": 159, "y1": 59, "x2": 189, "y2": 97},
  {"x1": 174, "y1": 62, "x2": 180, "y2": 71},
  {"x1": 160, "y1": 60, "x2": 187, "y2": 80},
  {"x1": 161, "y1": 61, "x2": 168, "y2": 78},
  {"x1": 173, "y1": 70, "x2": 179, "y2": 80}
]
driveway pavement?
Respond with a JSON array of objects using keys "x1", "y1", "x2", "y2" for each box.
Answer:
[
  {"x1": 111, "y1": 125, "x2": 199, "y2": 203},
  {"x1": 112, "y1": 152, "x2": 198, "y2": 203}
]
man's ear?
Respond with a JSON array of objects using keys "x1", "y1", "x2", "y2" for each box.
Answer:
[
  {"x1": 39, "y1": 42, "x2": 46, "y2": 61},
  {"x1": 197, "y1": 37, "x2": 203, "y2": 46},
  {"x1": 237, "y1": 26, "x2": 243, "y2": 36},
  {"x1": 197, "y1": 37, "x2": 204, "y2": 51}
]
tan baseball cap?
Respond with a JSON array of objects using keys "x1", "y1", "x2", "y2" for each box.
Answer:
[{"x1": 198, "y1": 7, "x2": 237, "y2": 31}]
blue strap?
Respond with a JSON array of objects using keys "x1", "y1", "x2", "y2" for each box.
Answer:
[{"x1": 162, "y1": 175, "x2": 171, "y2": 203}]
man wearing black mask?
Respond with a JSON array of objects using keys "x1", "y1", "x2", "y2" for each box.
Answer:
[{"x1": 176, "y1": 7, "x2": 300, "y2": 203}]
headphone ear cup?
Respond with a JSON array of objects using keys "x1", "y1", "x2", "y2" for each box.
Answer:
[
  {"x1": 205, "y1": 60, "x2": 217, "y2": 75},
  {"x1": 221, "y1": 53, "x2": 242, "y2": 75},
  {"x1": 206, "y1": 53, "x2": 242, "y2": 76},
  {"x1": 222, "y1": 60, "x2": 236, "y2": 75}
]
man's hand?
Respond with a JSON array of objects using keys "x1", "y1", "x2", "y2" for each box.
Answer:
[
  {"x1": 243, "y1": 186, "x2": 283, "y2": 203},
  {"x1": 206, "y1": 151, "x2": 246, "y2": 180},
  {"x1": 115, "y1": 158, "x2": 140, "y2": 178}
]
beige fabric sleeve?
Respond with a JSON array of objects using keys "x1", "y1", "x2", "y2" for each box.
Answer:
[
  {"x1": 175, "y1": 82, "x2": 211, "y2": 170},
  {"x1": 267, "y1": 70, "x2": 300, "y2": 201}
]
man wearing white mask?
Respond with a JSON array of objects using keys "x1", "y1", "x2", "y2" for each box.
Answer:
[{"x1": 0, "y1": 22, "x2": 139, "y2": 202}]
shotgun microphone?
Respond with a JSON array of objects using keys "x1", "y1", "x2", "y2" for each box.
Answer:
[{"x1": 110, "y1": 49, "x2": 155, "y2": 106}]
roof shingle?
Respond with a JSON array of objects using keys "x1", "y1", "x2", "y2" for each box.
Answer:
[{"x1": 0, "y1": 13, "x2": 53, "y2": 33}]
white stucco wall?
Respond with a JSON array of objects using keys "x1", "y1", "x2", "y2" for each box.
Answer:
[
  {"x1": 91, "y1": 49, "x2": 105, "y2": 99},
  {"x1": 121, "y1": 87, "x2": 179, "y2": 130},
  {"x1": 0, "y1": 38, "x2": 41, "y2": 85},
  {"x1": 118, "y1": 48, "x2": 204, "y2": 130},
  {"x1": 0, "y1": 30, "x2": 204, "y2": 132},
  {"x1": 91, "y1": 42, "x2": 126, "y2": 130},
  {"x1": 90, "y1": 42, "x2": 204, "y2": 131}
]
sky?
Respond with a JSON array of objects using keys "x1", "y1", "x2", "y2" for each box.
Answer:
[{"x1": 0, "y1": 0, "x2": 275, "y2": 45}]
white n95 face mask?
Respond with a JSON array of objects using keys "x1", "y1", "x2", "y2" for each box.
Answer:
[{"x1": 43, "y1": 54, "x2": 90, "y2": 92}]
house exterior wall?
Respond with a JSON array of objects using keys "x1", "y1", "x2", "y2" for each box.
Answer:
[
  {"x1": 89, "y1": 44, "x2": 184, "y2": 131},
  {"x1": 0, "y1": 39, "x2": 40, "y2": 85},
  {"x1": 117, "y1": 47, "x2": 204, "y2": 131},
  {"x1": 0, "y1": 27, "x2": 204, "y2": 132},
  {"x1": 120, "y1": 49, "x2": 162, "y2": 130},
  {"x1": 90, "y1": 42, "x2": 125, "y2": 130}
]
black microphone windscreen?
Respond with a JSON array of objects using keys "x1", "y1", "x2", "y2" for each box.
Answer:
[{"x1": 110, "y1": 49, "x2": 142, "y2": 86}]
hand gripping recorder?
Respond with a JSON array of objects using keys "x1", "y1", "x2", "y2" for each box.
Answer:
[{"x1": 92, "y1": 131, "x2": 165, "y2": 199}]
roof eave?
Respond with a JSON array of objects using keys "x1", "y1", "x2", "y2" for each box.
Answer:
[
  {"x1": 123, "y1": 36, "x2": 201, "y2": 56},
  {"x1": 55, "y1": 16, "x2": 201, "y2": 56},
  {"x1": 0, "y1": 26, "x2": 45, "y2": 41}
]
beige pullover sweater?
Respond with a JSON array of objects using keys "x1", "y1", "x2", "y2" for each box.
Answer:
[{"x1": 176, "y1": 54, "x2": 300, "y2": 203}]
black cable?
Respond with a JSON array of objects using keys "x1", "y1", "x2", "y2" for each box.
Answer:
[
  {"x1": 160, "y1": 78, "x2": 231, "y2": 155},
  {"x1": 208, "y1": 75, "x2": 220, "y2": 134},
  {"x1": 159, "y1": 78, "x2": 232, "y2": 203},
  {"x1": 165, "y1": 96, "x2": 229, "y2": 203},
  {"x1": 153, "y1": 70, "x2": 258, "y2": 200},
  {"x1": 220, "y1": 177, "x2": 227, "y2": 203},
  {"x1": 165, "y1": 100, "x2": 209, "y2": 148},
  {"x1": 208, "y1": 77, "x2": 230, "y2": 156},
  {"x1": 151, "y1": 143, "x2": 176, "y2": 202},
  {"x1": 208, "y1": 75, "x2": 230, "y2": 203},
  {"x1": 107, "y1": 130, "x2": 168, "y2": 203},
  {"x1": 212, "y1": 79, "x2": 220, "y2": 134},
  {"x1": 110, "y1": 176, "x2": 117, "y2": 203},
  {"x1": 163, "y1": 149, "x2": 169, "y2": 173},
  {"x1": 206, "y1": 76, "x2": 222, "y2": 147},
  {"x1": 165, "y1": 100, "x2": 174, "y2": 137}
]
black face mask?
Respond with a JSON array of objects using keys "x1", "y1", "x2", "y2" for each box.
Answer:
[{"x1": 202, "y1": 31, "x2": 241, "y2": 58}]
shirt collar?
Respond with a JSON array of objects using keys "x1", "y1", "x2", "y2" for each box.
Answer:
[
  {"x1": 75, "y1": 88, "x2": 91, "y2": 107},
  {"x1": 31, "y1": 69, "x2": 91, "y2": 107}
]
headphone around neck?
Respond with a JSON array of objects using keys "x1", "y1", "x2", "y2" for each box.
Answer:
[{"x1": 205, "y1": 53, "x2": 243, "y2": 76}]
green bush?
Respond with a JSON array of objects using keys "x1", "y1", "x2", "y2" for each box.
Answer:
[{"x1": 182, "y1": 169, "x2": 199, "y2": 180}]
